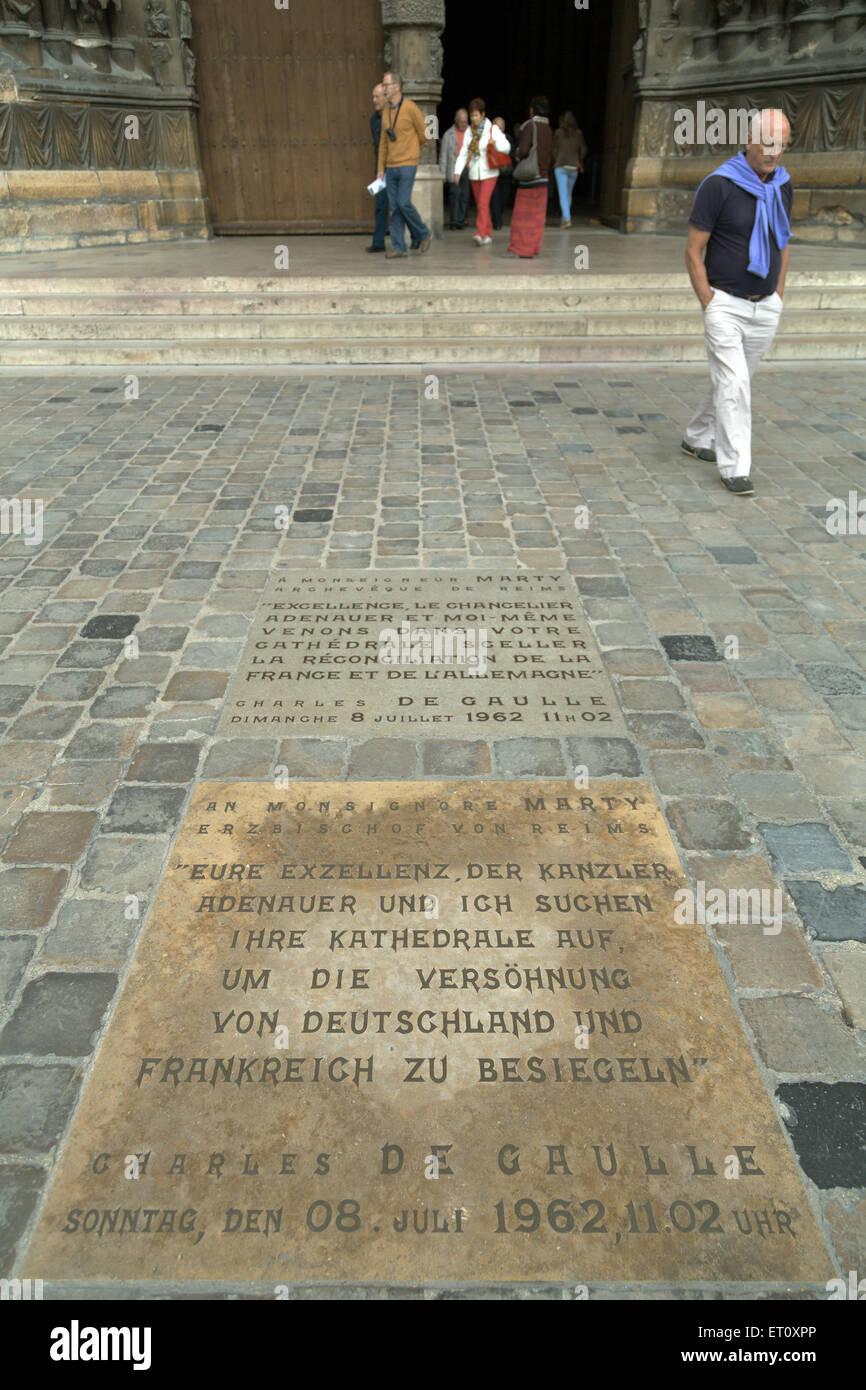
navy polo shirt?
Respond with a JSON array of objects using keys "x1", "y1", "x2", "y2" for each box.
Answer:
[{"x1": 690, "y1": 172, "x2": 793, "y2": 299}]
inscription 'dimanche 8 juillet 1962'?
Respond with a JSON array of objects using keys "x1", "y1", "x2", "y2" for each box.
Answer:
[
  {"x1": 218, "y1": 569, "x2": 628, "y2": 737},
  {"x1": 24, "y1": 781, "x2": 833, "y2": 1287}
]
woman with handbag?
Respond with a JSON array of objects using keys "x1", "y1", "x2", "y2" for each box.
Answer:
[
  {"x1": 453, "y1": 97, "x2": 512, "y2": 246},
  {"x1": 507, "y1": 95, "x2": 554, "y2": 259}
]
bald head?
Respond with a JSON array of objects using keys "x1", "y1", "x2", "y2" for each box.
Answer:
[
  {"x1": 372, "y1": 83, "x2": 386, "y2": 111},
  {"x1": 746, "y1": 108, "x2": 790, "y2": 179}
]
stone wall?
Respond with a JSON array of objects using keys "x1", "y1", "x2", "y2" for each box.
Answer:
[
  {"x1": 620, "y1": 0, "x2": 866, "y2": 244},
  {"x1": 0, "y1": 0, "x2": 209, "y2": 255}
]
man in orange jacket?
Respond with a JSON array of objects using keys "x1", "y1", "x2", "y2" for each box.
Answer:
[{"x1": 377, "y1": 71, "x2": 432, "y2": 259}]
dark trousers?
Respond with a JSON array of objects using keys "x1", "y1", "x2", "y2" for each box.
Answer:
[
  {"x1": 447, "y1": 168, "x2": 470, "y2": 227},
  {"x1": 372, "y1": 187, "x2": 388, "y2": 248},
  {"x1": 490, "y1": 172, "x2": 512, "y2": 230}
]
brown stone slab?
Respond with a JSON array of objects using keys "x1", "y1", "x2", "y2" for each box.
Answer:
[
  {"x1": 218, "y1": 569, "x2": 628, "y2": 738},
  {"x1": 24, "y1": 781, "x2": 832, "y2": 1287}
]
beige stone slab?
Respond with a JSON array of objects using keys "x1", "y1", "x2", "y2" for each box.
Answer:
[
  {"x1": 24, "y1": 781, "x2": 832, "y2": 1287},
  {"x1": 219, "y1": 570, "x2": 628, "y2": 739}
]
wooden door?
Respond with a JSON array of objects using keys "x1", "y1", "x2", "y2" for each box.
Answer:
[{"x1": 189, "y1": 0, "x2": 385, "y2": 233}]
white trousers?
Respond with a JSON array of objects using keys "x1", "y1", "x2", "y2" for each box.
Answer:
[{"x1": 685, "y1": 287, "x2": 783, "y2": 479}]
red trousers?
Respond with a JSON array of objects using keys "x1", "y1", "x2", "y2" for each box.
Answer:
[{"x1": 471, "y1": 178, "x2": 496, "y2": 238}]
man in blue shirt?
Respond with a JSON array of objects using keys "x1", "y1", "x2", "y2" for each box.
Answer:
[{"x1": 682, "y1": 109, "x2": 792, "y2": 497}]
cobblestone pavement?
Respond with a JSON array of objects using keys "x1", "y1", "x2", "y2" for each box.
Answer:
[{"x1": 0, "y1": 365, "x2": 864, "y2": 1292}]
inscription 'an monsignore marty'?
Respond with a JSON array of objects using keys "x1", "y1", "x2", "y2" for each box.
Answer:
[
  {"x1": 25, "y1": 781, "x2": 833, "y2": 1287},
  {"x1": 219, "y1": 570, "x2": 627, "y2": 738}
]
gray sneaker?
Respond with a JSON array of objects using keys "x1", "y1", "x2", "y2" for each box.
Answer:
[{"x1": 681, "y1": 439, "x2": 717, "y2": 463}]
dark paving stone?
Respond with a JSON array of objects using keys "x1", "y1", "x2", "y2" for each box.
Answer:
[
  {"x1": 63, "y1": 722, "x2": 137, "y2": 762},
  {"x1": 0, "y1": 935, "x2": 35, "y2": 1010},
  {"x1": 799, "y1": 663, "x2": 866, "y2": 697},
  {"x1": 126, "y1": 741, "x2": 201, "y2": 783},
  {"x1": 55, "y1": 640, "x2": 122, "y2": 669},
  {"x1": 0, "y1": 1063, "x2": 80, "y2": 1152},
  {"x1": 347, "y1": 739, "x2": 417, "y2": 780},
  {"x1": 760, "y1": 822, "x2": 852, "y2": 874},
  {"x1": 778, "y1": 1082, "x2": 866, "y2": 1189},
  {"x1": 707, "y1": 546, "x2": 758, "y2": 565},
  {"x1": 564, "y1": 736, "x2": 642, "y2": 778},
  {"x1": 570, "y1": 407, "x2": 598, "y2": 416},
  {"x1": 0, "y1": 972, "x2": 116, "y2": 1056},
  {"x1": 137, "y1": 626, "x2": 187, "y2": 653},
  {"x1": 294, "y1": 509, "x2": 334, "y2": 523},
  {"x1": 80, "y1": 614, "x2": 140, "y2": 640},
  {"x1": 659, "y1": 635, "x2": 722, "y2": 662},
  {"x1": 625, "y1": 713, "x2": 705, "y2": 749},
  {"x1": 2, "y1": 811, "x2": 97, "y2": 866},
  {"x1": 664, "y1": 798, "x2": 752, "y2": 851},
  {"x1": 786, "y1": 881, "x2": 866, "y2": 943},
  {"x1": 0, "y1": 1165, "x2": 46, "y2": 1274},
  {"x1": 276, "y1": 739, "x2": 346, "y2": 779},
  {"x1": 171, "y1": 561, "x2": 221, "y2": 579},
  {"x1": 492, "y1": 739, "x2": 566, "y2": 777},
  {"x1": 44, "y1": 899, "x2": 142, "y2": 965},
  {"x1": 0, "y1": 868, "x2": 68, "y2": 931},
  {"x1": 421, "y1": 741, "x2": 491, "y2": 777},
  {"x1": 103, "y1": 785, "x2": 187, "y2": 834},
  {"x1": 574, "y1": 578, "x2": 629, "y2": 597},
  {"x1": 202, "y1": 739, "x2": 275, "y2": 778},
  {"x1": 89, "y1": 685, "x2": 158, "y2": 719}
]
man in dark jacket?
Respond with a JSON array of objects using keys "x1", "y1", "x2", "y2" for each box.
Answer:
[{"x1": 368, "y1": 83, "x2": 389, "y2": 253}]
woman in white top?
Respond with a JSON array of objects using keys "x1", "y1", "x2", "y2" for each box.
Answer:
[{"x1": 453, "y1": 96, "x2": 511, "y2": 245}]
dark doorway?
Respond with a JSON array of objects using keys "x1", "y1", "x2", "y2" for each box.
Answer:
[{"x1": 438, "y1": 0, "x2": 613, "y2": 213}]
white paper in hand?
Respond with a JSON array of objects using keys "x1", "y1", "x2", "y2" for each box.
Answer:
[{"x1": 367, "y1": 177, "x2": 387, "y2": 196}]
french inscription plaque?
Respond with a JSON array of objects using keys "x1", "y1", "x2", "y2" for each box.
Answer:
[
  {"x1": 218, "y1": 569, "x2": 627, "y2": 737},
  {"x1": 26, "y1": 781, "x2": 832, "y2": 1286}
]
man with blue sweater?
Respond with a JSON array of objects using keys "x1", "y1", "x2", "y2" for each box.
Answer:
[{"x1": 682, "y1": 109, "x2": 792, "y2": 497}]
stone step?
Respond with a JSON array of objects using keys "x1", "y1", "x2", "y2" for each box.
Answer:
[
  {"x1": 0, "y1": 310, "x2": 862, "y2": 343},
  {"x1": 2, "y1": 289, "x2": 865, "y2": 316},
  {"x1": 0, "y1": 334, "x2": 861, "y2": 366},
  {"x1": 0, "y1": 268, "x2": 863, "y2": 295}
]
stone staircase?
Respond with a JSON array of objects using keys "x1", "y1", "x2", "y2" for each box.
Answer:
[{"x1": 0, "y1": 269, "x2": 863, "y2": 366}]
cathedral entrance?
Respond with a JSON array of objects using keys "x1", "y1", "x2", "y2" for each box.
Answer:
[
  {"x1": 189, "y1": 0, "x2": 385, "y2": 234},
  {"x1": 438, "y1": 0, "x2": 638, "y2": 224}
]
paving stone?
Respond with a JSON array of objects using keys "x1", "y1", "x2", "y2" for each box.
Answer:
[
  {"x1": 603, "y1": 650, "x2": 669, "y2": 678},
  {"x1": 707, "y1": 546, "x2": 758, "y2": 565},
  {"x1": 822, "y1": 1195, "x2": 866, "y2": 1271},
  {"x1": 126, "y1": 741, "x2": 202, "y2": 783},
  {"x1": 201, "y1": 739, "x2": 276, "y2": 778},
  {"x1": 162, "y1": 670, "x2": 229, "y2": 702},
  {"x1": 0, "y1": 687, "x2": 31, "y2": 717},
  {"x1": 491, "y1": 739, "x2": 566, "y2": 777},
  {"x1": 62, "y1": 722, "x2": 139, "y2": 762},
  {"x1": 137, "y1": 627, "x2": 187, "y2": 653},
  {"x1": 275, "y1": 739, "x2": 347, "y2": 779},
  {"x1": 41, "y1": 900, "x2": 142, "y2": 967},
  {"x1": 745, "y1": 678, "x2": 821, "y2": 711},
  {"x1": 79, "y1": 835, "x2": 171, "y2": 896},
  {"x1": 2, "y1": 811, "x2": 97, "y2": 866},
  {"x1": 664, "y1": 798, "x2": 752, "y2": 851},
  {"x1": 36, "y1": 670, "x2": 105, "y2": 702},
  {"x1": 778, "y1": 1082, "x2": 866, "y2": 1188},
  {"x1": 0, "y1": 868, "x2": 68, "y2": 932},
  {"x1": 89, "y1": 685, "x2": 158, "y2": 719},
  {"x1": 80, "y1": 614, "x2": 140, "y2": 640},
  {"x1": 562, "y1": 736, "x2": 642, "y2": 778},
  {"x1": 347, "y1": 739, "x2": 418, "y2": 780},
  {"x1": 55, "y1": 640, "x2": 122, "y2": 669},
  {"x1": 617, "y1": 679, "x2": 685, "y2": 711},
  {"x1": 0, "y1": 1062, "x2": 80, "y2": 1153},
  {"x1": 6, "y1": 704, "x2": 82, "y2": 742},
  {"x1": 421, "y1": 741, "x2": 491, "y2": 777},
  {"x1": 0, "y1": 786, "x2": 36, "y2": 834},
  {"x1": 760, "y1": 823, "x2": 852, "y2": 875},
  {"x1": 800, "y1": 663, "x2": 866, "y2": 697},
  {"x1": 786, "y1": 881, "x2": 866, "y2": 943},
  {"x1": 0, "y1": 742, "x2": 56, "y2": 783},
  {"x1": 648, "y1": 751, "x2": 720, "y2": 796},
  {"x1": 741, "y1": 996, "x2": 864, "y2": 1075},
  {"x1": 822, "y1": 947, "x2": 866, "y2": 1030},
  {"x1": 712, "y1": 730, "x2": 792, "y2": 772},
  {"x1": 825, "y1": 695, "x2": 866, "y2": 730},
  {"x1": 0, "y1": 972, "x2": 117, "y2": 1057},
  {"x1": 0, "y1": 1165, "x2": 46, "y2": 1274},
  {"x1": 625, "y1": 713, "x2": 705, "y2": 749},
  {"x1": 659, "y1": 635, "x2": 722, "y2": 662},
  {"x1": 102, "y1": 786, "x2": 187, "y2": 835},
  {"x1": 0, "y1": 935, "x2": 36, "y2": 1010}
]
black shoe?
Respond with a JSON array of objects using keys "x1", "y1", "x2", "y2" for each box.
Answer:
[
  {"x1": 681, "y1": 439, "x2": 717, "y2": 463},
  {"x1": 720, "y1": 474, "x2": 755, "y2": 496},
  {"x1": 366, "y1": 245, "x2": 385, "y2": 253}
]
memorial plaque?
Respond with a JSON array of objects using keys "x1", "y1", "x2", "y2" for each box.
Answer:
[
  {"x1": 218, "y1": 570, "x2": 627, "y2": 737},
  {"x1": 26, "y1": 781, "x2": 832, "y2": 1286}
]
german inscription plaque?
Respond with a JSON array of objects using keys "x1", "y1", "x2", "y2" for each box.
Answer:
[
  {"x1": 218, "y1": 569, "x2": 627, "y2": 737},
  {"x1": 25, "y1": 781, "x2": 832, "y2": 1286}
]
